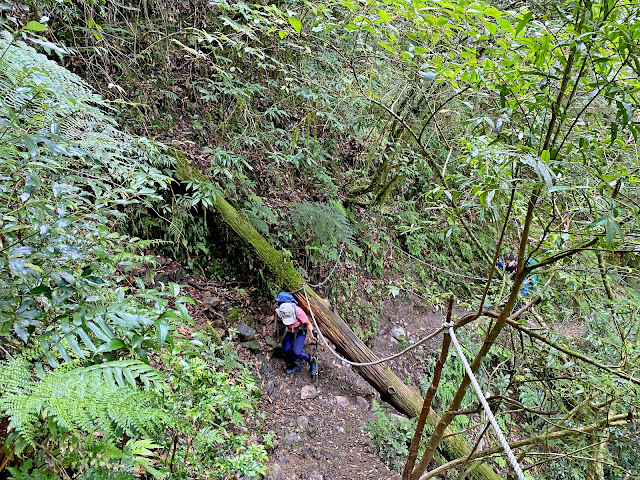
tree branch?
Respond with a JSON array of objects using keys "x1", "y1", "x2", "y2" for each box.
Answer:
[
  {"x1": 504, "y1": 319, "x2": 640, "y2": 386},
  {"x1": 419, "y1": 414, "x2": 632, "y2": 480}
]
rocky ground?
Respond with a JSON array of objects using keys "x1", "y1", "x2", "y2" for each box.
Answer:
[{"x1": 223, "y1": 294, "x2": 452, "y2": 480}]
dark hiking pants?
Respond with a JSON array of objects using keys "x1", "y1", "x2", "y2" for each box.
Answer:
[{"x1": 282, "y1": 331, "x2": 310, "y2": 364}]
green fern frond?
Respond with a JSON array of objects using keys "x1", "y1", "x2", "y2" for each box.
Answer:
[
  {"x1": 0, "y1": 358, "x2": 168, "y2": 446},
  {"x1": 290, "y1": 201, "x2": 361, "y2": 255},
  {"x1": 0, "y1": 36, "x2": 169, "y2": 181}
]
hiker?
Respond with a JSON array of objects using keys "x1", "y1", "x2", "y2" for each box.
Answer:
[
  {"x1": 498, "y1": 253, "x2": 539, "y2": 319},
  {"x1": 275, "y1": 291, "x2": 317, "y2": 376},
  {"x1": 498, "y1": 252, "x2": 538, "y2": 297}
]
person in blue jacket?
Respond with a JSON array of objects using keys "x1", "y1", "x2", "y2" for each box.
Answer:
[{"x1": 498, "y1": 252, "x2": 538, "y2": 298}]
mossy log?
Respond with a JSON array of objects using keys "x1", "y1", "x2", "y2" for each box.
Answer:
[{"x1": 173, "y1": 153, "x2": 502, "y2": 480}]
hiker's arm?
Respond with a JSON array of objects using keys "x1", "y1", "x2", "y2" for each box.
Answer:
[{"x1": 305, "y1": 321, "x2": 313, "y2": 335}]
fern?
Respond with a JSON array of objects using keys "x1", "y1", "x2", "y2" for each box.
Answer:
[
  {"x1": 0, "y1": 32, "x2": 151, "y2": 178},
  {"x1": 0, "y1": 358, "x2": 168, "y2": 447},
  {"x1": 290, "y1": 201, "x2": 361, "y2": 255}
]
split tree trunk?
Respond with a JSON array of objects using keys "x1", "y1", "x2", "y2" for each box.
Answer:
[{"x1": 174, "y1": 153, "x2": 502, "y2": 480}]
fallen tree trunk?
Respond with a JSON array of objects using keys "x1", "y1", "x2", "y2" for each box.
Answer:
[{"x1": 174, "y1": 153, "x2": 502, "y2": 480}]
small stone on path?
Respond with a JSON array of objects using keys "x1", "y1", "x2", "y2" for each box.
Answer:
[
  {"x1": 267, "y1": 464, "x2": 283, "y2": 480},
  {"x1": 390, "y1": 325, "x2": 406, "y2": 340},
  {"x1": 266, "y1": 379, "x2": 276, "y2": 395},
  {"x1": 338, "y1": 426, "x2": 345, "y2": 434},
  {"x1": 233, "y1": 323, "x2": 256, "y2": 341},
  {"x1": 309, "y1": 475, "x2": 323, "y2": 480},
  {"x1": 203, "y1": 296, "x2": 220, "y2": 307},
  {"x1": 356, "y1": 396, "x2": 370, "y2": 410},
  {"x1": 335, "y1": 395, "x2": 351, "y2": 408},
  {"x1": 283, "y1": 433, "x2": 301, "y2": 447},
  {"x1": 301, "y1": 385, "x2": 318, "y2": 400},
  {"x1": 297, "y1": 415, "x2": 309, "y2": 430},
  {"x1": 240, "y1": 340, "x2": 260, "y2": 351}
]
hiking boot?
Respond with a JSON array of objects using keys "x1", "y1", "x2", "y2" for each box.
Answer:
[
  {"x1": 309, "y1": 357, "x2": 317, "y2": 377},
  {"x1": 285, "y1": 361, "x2": 302, "y2": 374}
]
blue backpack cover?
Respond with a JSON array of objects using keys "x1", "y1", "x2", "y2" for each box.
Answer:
[{"x1": 275, "y1": 291, "x2": 298, "y2": 305}]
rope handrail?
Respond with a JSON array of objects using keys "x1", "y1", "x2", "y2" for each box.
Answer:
[
  {"x1": 447, "y1": 325, "x2": 527, "y2": 480},
  {"x1": 299, "y1": 285, "x2": 527, "y2": 479},
  {"x1": 302, "y1": 286, "x2": 446, "y2": 367},
  {"x1": 390, "y1": 244, "x2": 490, "y2": 282},
  {"x1": 292, "y1": 244, "x2": 344, "y2": 293}
]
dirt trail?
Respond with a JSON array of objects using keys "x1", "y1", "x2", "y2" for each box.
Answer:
[
  {"x1": 246, "y1": 296, "x2": 454, "y2": 480},
  {"x1": 254, "y1": 349, "x2": 400, "y2": 480}
]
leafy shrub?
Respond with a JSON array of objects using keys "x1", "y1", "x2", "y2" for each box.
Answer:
[
  {"x1": 160, "y1": 333, "x2": 267, "y2": 479},
  {"x1": 0, "y1": 30, "x2": 268, "y2": 480},
  {"x1": 0, "y1": 32, "x2": 184, "y2": 362},
  {"x1": 364, "y1": 401, "x2": 416, "y2": 472},
  {"x1": 290, "y1": 201, "x2": 362, "y2": 263}
]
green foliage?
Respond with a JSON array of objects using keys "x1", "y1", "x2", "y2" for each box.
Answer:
[
  {"x1": 0, "y1": 356, "x2": 170, "y2": 479},
  {"x1": 14, "y1": 0, "x2": 640, "y2": 477},
  {"x1": 6, "y1": 460, "x2": 58, "y2": 480},
  {"x1": 290, "y1": 201, "x2": 362, "y2": 263},
  {"x1": 0, "y1": 357, "x2": 166, "y2": 452},
  {"x1": 0, "y1": 33, "x2": 188, "y2": 363},
  {"x1": 78, "y1": 468, "x2": 136, "y2": 480},
  {"x1": 0, "y1": 29, "x2": 268, "y2": 480},
  {"x1": 364, "y1": 402, "x2": 416, "y2": 472},
  {"x1": 160, "y1": 333, "x2": 267, "y2": 479}
]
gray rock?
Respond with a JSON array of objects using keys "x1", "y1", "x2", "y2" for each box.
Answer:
[
  {"x1": 267, "y1": 464, "x2": 283, "y2": 480},
  {"x1": 353, "y1": 376, "x2": 376, "y2": 396},
  {"x1": 265, "y1": 335, "x2": 280, "y2": 348},
  {"x1": 390, "y1": 325, "x2": 407, "y2": 340},
  {"x1": 266, "y1": 379, "x2": 276, "y2": 395},
  {"x1": 337, "y1": 426, "x2": 345, "y2": 434},
  {"x1": 358, "y1": 298, "x2": 374, "y2": 309},
  {"x1": 203, "y1": 296, "x2": 220, "y2": 307},
  {"x1": 335, "y1": 395, "x2": 351, "y2": 408},
  {"x1": 233, "y1": 323, "x2": 256, "y2": 341},
  {"x1": 275, "y1": 451, "x2": 288, "y2": 464},
  {"x1": 240, "y1": 340, "x2": 261, "y2": 351},
  {"x1": 283, "y1": 433, "x2": 301, "y2": 447},
  {"x1": 297, "y1": 415, "x2": 309, "y2": 430},
  {"x1": 356, "y1": 396, "x2": 370, "y2": 411},
  {"x1": 309, "y1": 475, "x2": 323, "y2": 480},
  {"x1": 301, "y1": 385, "x2": 318, "y2": 400}
]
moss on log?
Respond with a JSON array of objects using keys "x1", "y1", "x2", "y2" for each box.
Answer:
[{"x1": 173, "y1": 154, "x2": 502, "y2": 480}]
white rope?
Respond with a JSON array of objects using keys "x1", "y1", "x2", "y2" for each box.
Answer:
[
  {"x1": 447, "y1": 326, "x2": 527, "y2": 480},
  {"x1": 307, "y1": 243, "x2": 344, "y2": 288},
  {"x1": 292, "y1": 244, "x2": 345, "y2": 294},
  {"x1": 390, "y1": 243, "x2": 489, "y2": 282},
  {"x1": 302, "y1": 285, "x2": 445, "y2": 367}
]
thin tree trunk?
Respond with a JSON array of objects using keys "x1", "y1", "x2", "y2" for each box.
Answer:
[{"x1": 403, "y1": 296, "x2": 454, "y2": 480}]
